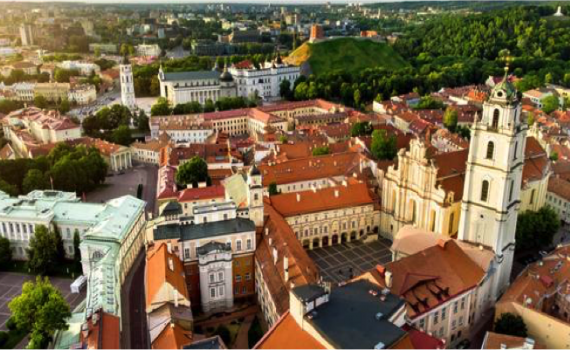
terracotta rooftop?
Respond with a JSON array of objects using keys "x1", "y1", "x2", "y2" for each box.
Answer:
[
  {"x1": 80, "y1": 309, "x2": 120, "y2": 349},
  {"x1": 269, "y1": 182, "x2": 374, "y2": 217},
  {"x1": 255, "y1": 202, "x2": 319, "y2": 317},
  {"x1": 482, "y1": 332, "x2": 544, "y2": 349},
  {"x1": 177, "y1": 185, "x2": 225, "y2": 202},
  {"x1": 258, "y1": 151, "x2": 363, "y2": 187},
  {"x1": 363, "y1": 239, "x2": 485, "y2": 319},
  {"x1": 254, "y1": 312, "x2": 325, "y2": 349},
  {"x1": 152, "y1": 323, "x2": 193, "y2": 349},
  {"x1": 146, "y1": 243, "x2": 189, "y2": 311}
]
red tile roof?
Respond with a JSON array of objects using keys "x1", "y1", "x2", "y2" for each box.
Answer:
[
  {"x1": 177, "y1": 185, "x2": 225, "y2": 202},
  {"x1": 269, "y1": 182, "x2": 374, "y2": 217}
]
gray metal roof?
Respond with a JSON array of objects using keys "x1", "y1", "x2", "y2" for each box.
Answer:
[
  {"x1": 304, "y1": 280, "x2": 407, "y2": 349},
  {"x1": 161, "y1": 70, "x2": 221, "y2": 82},
  {"x1": 153, "y1": 218, "x2": 255, "y2": 241}
]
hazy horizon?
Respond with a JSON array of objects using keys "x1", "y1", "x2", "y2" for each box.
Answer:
[{"x1": 0, "y1": 0, "x2": 449, "y2": 5}]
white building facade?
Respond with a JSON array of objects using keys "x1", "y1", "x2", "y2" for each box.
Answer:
[
  {"x1": 120, "y1": 62, "x2": 137, "y2": 110},
  {"x1": 229, "y1": 62, "x2": 300, "y2": 101}
]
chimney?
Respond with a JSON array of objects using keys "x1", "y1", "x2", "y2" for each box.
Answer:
[
  {"x1": 273, "y1": 247, "x2": 278, "y2": 265},
  {"x1": 167, "y1": 242, "x2": 172, "y2": 254},
  {"x1": 168, "y1": 257, "x2": 174, "y2": 271},
  {"x1": 284, "y1": 256, "x2": 289, "y2": 282},
  {"x1": 296, "y1": 193, "x2": 301, "y2": 202},
  {"x1": 523, "y1": 338, "x2": 535, "y2": 350},
  {"x1": 385, "y1": 270, "x2": 393, "y2": 288},
  {"x1": 334, "y1": 189, "x2": 339, "y2": 198}
]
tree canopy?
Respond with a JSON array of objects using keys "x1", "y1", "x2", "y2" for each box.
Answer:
[
  {"x1": 371, "y1": 129, "x2": 397, "y2": 160},
  {"x1": 516, "y1": 206, "x2": 560, "y2": 251},
  {"x1": 27, "y1": 225, "x2": 58, "y2": 275},
  {"x1": 8, "y1": 277, "x2": 71, "y2": 349},
  {"x1": 175, "y1": 156, "x2": 209, "y2": 187},
  {"x1": 443, "y1": 107, "x2": 459, "y2": 132},
  {"x1": 494, "y1": 313, "x2": 528, "y2": 338}
]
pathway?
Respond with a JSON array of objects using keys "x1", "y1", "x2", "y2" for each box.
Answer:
[{"x1": 232, "y1": 314, "x2": 255, "y2": 349}]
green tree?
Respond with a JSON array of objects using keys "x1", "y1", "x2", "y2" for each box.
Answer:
[
  {"x1": 415, "y1": 96, "x2": 444, "y2": 110},
  {"x1": 34, "y1": 95, "x2": 48, "y2": 109},
  {"x1": 58, "y1": 98, "x2": 71, "y2": 114},
  {"x1": 0, "y1": 237, "x2": 12, "y2": 268},
  {"x1": 135, "y1": 110, "x2": 150, "y2": 133},
  {"x1": 73, "y1": 230, "x2": 81, "y2": 266},
  {"x1": 494, "y1": 313, "x2": 527, "y2": 338},
  {"x1": 112, "y1": 125, "x2": 132, "y2": 146},
  {"x1": 312, "y1": 146, "x2": 330, "y2": 156},
  {"x1": 443, "y1": 107, "x2": 459, "y2": 132},
  {"x1": 176, "y1": 156, "x2": 209, "y2": 187},
  {"x1": 527, "y1": 113, "x2": 535, "y2": 126},
  {"x1": 204, "y1": 99, "x2": 215, "y2": 113},
  {"x1": 0, "y1": 179, "x2": 18, "y2": 196},
  {"x1": 8, "y1": 277, "x2": 71, "y2": 349},
  {"x1": 551, "y1": 152, "x2": 559, "y2": 161},
  {"x1": 94, "y1": 47, "x2": 101, "y2": 58},
  {"x1": 53, "y1": 226, "x2": 65, "y2": 263},
  {"x1": 268, "y1": 182, "x2": 280, "y2": 196},
  {"x1": 279, "y1": 135, "x2": 288, "y2": 144},
  {"x1": 151, "y1": 97, "x2": 172, "y2": 116},
  {"x1": 27, "y1": 225, "x2": 57, "y2": 275},
  {"x1": 516, "y1": 206, "x2": 560, "y2": 251},
  {"x1": 542, "y1": 95, "x2": 559, "y2": 114},
  {"x1": 280, "y1": 79, "x2": 292, "y2": 100},
  {"x1": 23, "y1": 169, "x2": 49, "y2": 194},
  {"x1": 371, "y1": 129, "x2": 397, "y2": 160},
  {"x1": 351, "y1": 122, "x2": 372, "y2": 137}
]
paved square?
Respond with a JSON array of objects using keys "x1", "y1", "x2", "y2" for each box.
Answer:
[
  {"x1": 0, "y1": 272, "x2": 86, "y2": 331},
  {"x1": 308, "y1": 239, "x2": 393, "y2": 284}
]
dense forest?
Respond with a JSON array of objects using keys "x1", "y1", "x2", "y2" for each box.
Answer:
[{"x1": 285, "y1": 5, "x2": 570, "y2": 108}]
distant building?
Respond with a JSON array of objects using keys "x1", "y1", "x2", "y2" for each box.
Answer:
[
  {"x1": 19, "y1": 24, "x2": 34, "y2": 46},
  {"x1": 119, "y1": 58, "x2": 137, "y2": 110},
  {"x1": 158, "y1": 66, "x2": 237, "y2": 106},
  {"x1": 229, "y1": 29, "x2": 260, "y2": 43},
  {"x1": 136, "y1": 44, "x2": 162, "y2": 58},
  {"x1": 229, "y1": 59, "x2": 301, "y2": 101},
  {"x1": 309, "y1": 25, "x2": 324, "y2": 42},
  {"x1": 89, "y1": 43, "x2": 118, "y2": 54},
  {"x1": 58, "y1": 60, "x2": 100, "y2": 76}
]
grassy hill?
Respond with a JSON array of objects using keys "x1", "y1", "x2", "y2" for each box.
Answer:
[{"x1": 285, "y1": 38, "x2": 409, "y2": 76}]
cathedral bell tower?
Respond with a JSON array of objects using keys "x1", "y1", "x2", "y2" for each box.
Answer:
[
  {"x1": 458, "y1": 67, "x2": 527, "y2": 296},
  {"x1": 247, "y1": 164, "x2": 264, "y2": 227}
]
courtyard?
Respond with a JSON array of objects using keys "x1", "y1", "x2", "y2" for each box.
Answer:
[
  {"x1": 0, "y1": 272, "x2": 86, "y2": 331},
  {"x1": 308, "y1": 239, "x2": 393, "y2": 284}
]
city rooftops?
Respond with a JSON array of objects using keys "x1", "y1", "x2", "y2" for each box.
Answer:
[
  {"x1": 153, "y1": 217, "x2": 255, "y2": 242},
  {"x1": 294, "y1": 280, "x2": 407, "y2": 349}
]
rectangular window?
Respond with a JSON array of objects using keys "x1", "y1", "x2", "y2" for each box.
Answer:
[
  {"x1": 242, "y1": 286, "x2": 247, "y2": 294},
  {"x1": 433, "y1": 311, "x2": 439, "y2": 324},
  {"x1": 441, "y1": 307, "x2": 447, "y2": 320},
  {"x1": 245, "y1": 273, "x2": 251, "y2": 280},
  {"x1": 184, "y1": 248, "x2": 190, "y2": 259},
  {"x1": 453, "y1": 301, "x2": 458, "y2": 314},
  {"x1": 246, "y1": 239, "x2": 252, "y2": 250},
  {"x1": 218, "y1": 286, "x2": 224, "y2": 297},
  {"x1": 210, "y1": 288, "x2": 216, "y2": 298},
  {"x1": 209, "y1": 273, "x2": 215, "y2": 283},
  {"x1": 419, "y1": 318, "x2": 425, "y2": 330},
  {"x1": 459, "y1": 316, "x2": 464, "y2": 326},
  {"x1": 236, "y1": 240, "x2": 242, "y2": 251},
  {"x1": 452, "y1": 320, "x2": 457, "y2": 331},
  {"x1": 236, "y1": 274, "x2": 242, "y2": 282},
  {"x1": 460, "y1": 297, "x2": 466, "y2": 310},
  {"x1": 218, "y1": 271, "x2": 224, "y2": 282}
]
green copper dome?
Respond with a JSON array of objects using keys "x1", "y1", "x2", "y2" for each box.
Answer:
[{"x1": 491, "y1": 67, "x2": 517, "y2": 101}]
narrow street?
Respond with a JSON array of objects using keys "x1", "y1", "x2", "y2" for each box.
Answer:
[{"x1": 121, "y1": 251, "x2": 148, "y2": 349}]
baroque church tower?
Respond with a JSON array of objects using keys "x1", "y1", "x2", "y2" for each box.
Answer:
[
  {"x1": 458, "y1": 67, "x2": 527, "y2": 297},
  {"x1": 247, "y1": 164, "x2": 264, "y2": 227}
]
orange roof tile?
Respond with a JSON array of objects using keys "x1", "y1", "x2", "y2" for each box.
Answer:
[
  {"x1": 254, "y1": 312, "x2": 325, "y2": 349},
  {"x1": 269, "y1": 182, "x2": 374, "y2": 217},
  {"x1": 152, "y1": 323, "x2": 193, "y2": 349},
  {"x1": 146, "y1": 243, "x2": 189, "y2": 311},
  {"x1": 483, "y1": 332, "x2": 545, "y2": 349}
]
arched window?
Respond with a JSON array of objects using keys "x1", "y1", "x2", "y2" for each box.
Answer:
[
  {"x1": 481, "y1": 180, "x2": 490, "y2": 202},
  {"x1": 492, "y1": 109, "x2": 500, "y2": 129},
  {"x1": 486, "y1": 141, "x2": 495, "y2": 160}
]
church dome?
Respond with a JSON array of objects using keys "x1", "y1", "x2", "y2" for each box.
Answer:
[
  {"x1": 491, "y1": 67, "x2": 517, "y2": 102},
  {"x1": 220, "y1": 70, "x2": 234, "y2": 82}
]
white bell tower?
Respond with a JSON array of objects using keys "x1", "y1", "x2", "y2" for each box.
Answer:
[
  {"x1": 458, "y1": 67, "x2": 527, "y2": 297},
  {"x1": 119, "y1": 56, "x2": 136, "y2": 111}
]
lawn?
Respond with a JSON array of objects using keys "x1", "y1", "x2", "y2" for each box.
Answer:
[{"x1": 303, "y1": 38, "x2": 409, "y2": 76}]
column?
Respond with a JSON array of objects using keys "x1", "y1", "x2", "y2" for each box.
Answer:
[
  {"x1": 309, "y1": 240, "x2": 314, "y2": 250},
  {"x1": 128, "y1": 152, "x2": 132, "y2": 168}
]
